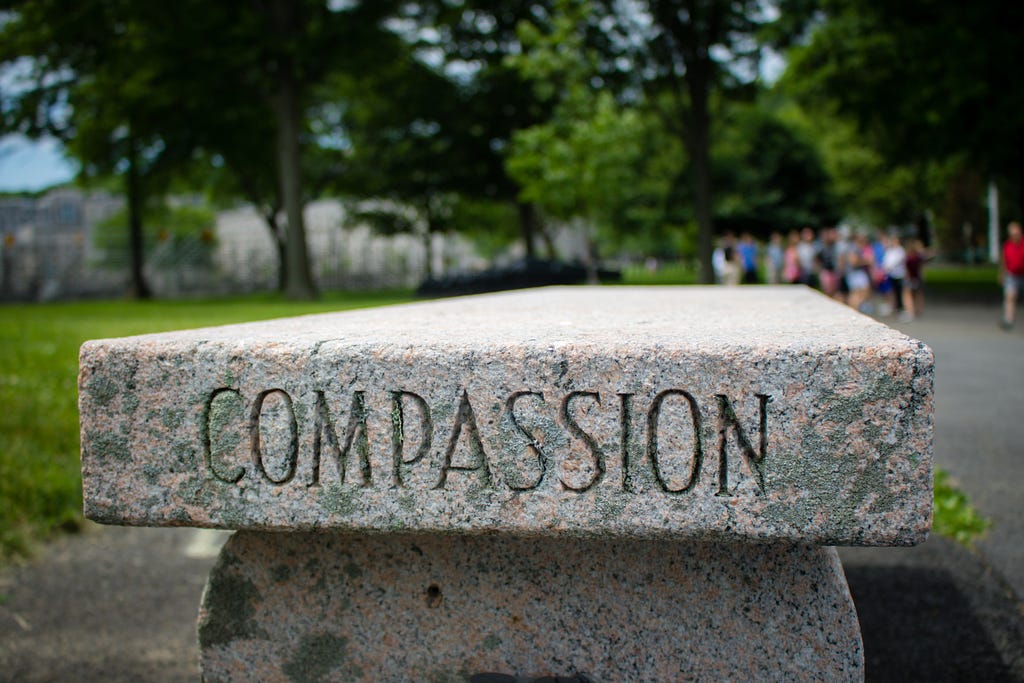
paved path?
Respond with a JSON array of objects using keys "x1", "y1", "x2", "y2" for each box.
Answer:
[
  {"x1": 1, "y1": 299, "x2": 1022, "y2": 682},
  {"x1": 846, "y1": 299, "x2": 1024, "y2": 681},
  {"x1": 0, "y1": 525, "x2": 223, "y2": 682},
  {"x1": 885, "y1": 300, "x2": 1024, "y2": 598}
]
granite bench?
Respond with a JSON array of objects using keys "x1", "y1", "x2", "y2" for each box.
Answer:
[{"x1": 79, "y1": 286, "x2": 933, "y2": 681}]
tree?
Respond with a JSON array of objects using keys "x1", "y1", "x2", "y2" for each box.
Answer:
[
  {"x1": 1, "y1": 1, "x2": 202, "y2": 298},
  {"x1": 785, "y1": 0, "x2": 1024, "y2": 226},
  {"x1": 597, "y1": 0, "x2": 812, "y2": 282},
  {"x1": 180, "y1": 1, "x2": 402, "y2": 300},
  {"x1": 397, "y1": 0, "x2": 556, "y2": 256},
  {"x1": 712, "y1": 101, "x2": 838, "y2": 236},
  {"x1": 505, "y1": 1, "x2": 682, "y2": 259},
  {"x1": 3, "y1": 1, "x2": 405, "y2": 300},
  {"x1": 327, "y1": 30, "x2": 474, "y2": 277},
  {"x1": 771, "y1": 98, "x2": 940, "y2": 233}
]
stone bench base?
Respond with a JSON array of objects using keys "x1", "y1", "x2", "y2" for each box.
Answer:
[{"x1": 198, "y1": 533, "x2": 864, "y2": 681}]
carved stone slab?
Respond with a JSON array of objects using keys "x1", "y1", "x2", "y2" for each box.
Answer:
[
  {"x1": 79, "y1": 286, "x2": 933, "y2": 545},
  {"x1": 198, "y1": 532, "x2": 864, "y2": 681}
]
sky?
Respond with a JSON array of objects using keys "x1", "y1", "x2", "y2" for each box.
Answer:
[
  {"x1": 0, "y1": 54, "x2": 78, "y2": 192},
  {"x1": 0, "y1": 134, "x2": 77, "y2": 192}
]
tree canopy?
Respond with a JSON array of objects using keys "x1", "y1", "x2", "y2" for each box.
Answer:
[
  {"x1": 4, "y1": 0, "x2": 1018, "y2": 293},
  {"x1": 2, "y1": 0, "x2": 401, "y2": 299},
  {"x1": 785, "y1": 0, "x2": 1024, "y2": 236}
]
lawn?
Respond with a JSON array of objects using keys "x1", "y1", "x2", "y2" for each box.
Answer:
[
  {"x1": 0, "y1": 290, "x2": 412, "y2": 559},
  {"x1": 923, "y1": 263, "x2": 1001, "y2": 299},
  {"x1": 621, "y1": 261, "x2": 698, "y2": 285}
]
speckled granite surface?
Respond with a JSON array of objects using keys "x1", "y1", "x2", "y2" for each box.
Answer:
[
  {"x1": 79, "y1": 286, "x2": 933, "y2": 545},
  {"x1": 198, "y1": 532, "x2": 864, "y2": 682}
]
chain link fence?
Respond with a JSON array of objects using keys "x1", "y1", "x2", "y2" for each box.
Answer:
[{"x1": 1, "y1": 192, "x2": 482, "y2": 302}]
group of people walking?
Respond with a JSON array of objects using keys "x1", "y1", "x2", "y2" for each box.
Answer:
[
  {"x1": 710, "y1": 221, "x2": 1024, "y2": 330},
  {"x1": 713, "y1": 227, "x2": 928, "y2": 321}
]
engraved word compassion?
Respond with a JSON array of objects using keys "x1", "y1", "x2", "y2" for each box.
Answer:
[{"x1": 203, "y1": 387, "x2": 772, "y2": 496}]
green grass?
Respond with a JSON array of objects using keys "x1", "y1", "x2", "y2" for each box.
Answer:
[
  {"x1": 924, "y1": 263, "x2": 1000, "y2": 299},
  {"x1": 0, "y1": 290, "x2": 412, "y2": 560},
  {"x1": 932, "y1": 467, "x2": 991, "y2": 546},
  {"x1": 621, "y1": 261, "x2": 698, "y2": 285}
]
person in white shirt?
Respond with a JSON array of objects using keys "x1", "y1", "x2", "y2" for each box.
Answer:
[
  {"x1": 712, "y1": 232, "x2": 736, "y2": 284},
  {"x1": 882, "y1": 234, "x2": 909, "y2": 321},
  {"x1": 796, "y1": 227, "x2": 818, "y2": 287}
]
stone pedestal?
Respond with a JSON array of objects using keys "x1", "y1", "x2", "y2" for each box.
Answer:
[
  {"x1": 199, "y1": 533, "x2": 863, "y2": 682},
  {"x1": 78, "y1": 287, "x2": 934, "y2": 682}
]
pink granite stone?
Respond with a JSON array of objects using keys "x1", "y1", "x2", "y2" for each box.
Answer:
[
  {"x1": 79, "y1": 287, "x2": 933, "y2": 545},
  {"x1": 198, "y1": 532, "x2": 864, "y2": 681}
]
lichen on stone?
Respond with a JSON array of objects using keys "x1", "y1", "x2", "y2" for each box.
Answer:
[
  {"x1": 87, "y1": 430, "x2": 130, "y2": 462},
  {"x1": 198, "y1": 565, "x2": 268, "y2": 648},
  {"x1": 281, "y1": 632, "x2": 359, "y2": 683},
  {"x1": 318, "y1": 483, "x2": 359, "y2": 516},
  {"x1": 85, "y1": 373, "x2": 119, "y2": 407}
]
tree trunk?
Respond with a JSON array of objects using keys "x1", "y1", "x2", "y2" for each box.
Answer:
[
  {"x1": 517, "y1": 201, "x2": 537, "y2": 259},
  {"x1": 270, "y1": 2, "x2": 317, "y2": 300},
  {"x1": 584, "y1": 229, "x2": 600, "y2": 284},
  {"x1": 258, "y1": 210, "x2": 287, "y2": 292},
  {"x1": 685, "y1": 67, "x2": 715, "y2": 285},
  {"x1": 126, "y1": 133, "x2": 152, "y2": 299},
  {"x1": 274, "y1": 228, "x2": 287, "y2": 292},
  {"x1": 539, "y1": 224, "x2": 558, "y2": 260},
  {"x1": 422, "y1": 224, "x2": 435, "y2": 280},
  {"x1": 651, "y1": 0, "x2": 718, "y2": 283}
]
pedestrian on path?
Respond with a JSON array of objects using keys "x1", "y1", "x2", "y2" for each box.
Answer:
[
  {"x1": 764, "y1": 232, "x2": 784, "y2": 284},
  {"x1": 737, "y1": 232, "x2": 759, "y2": 284},
  {"x1": 784, "y1": 230, "x2": 803, "y2": 284},
  {"x1": 882, "y1": 234, "x2": 909, "y2": 321},
  {"x1": 797, "y1": 227, "x2": 818, "y2": 288},
  {"x1": 1001, "y1": 221, "x2": 1024, "y2": 330},
  {"x1": 904, "y1": 239, "x2": 930, "y2": 319}
]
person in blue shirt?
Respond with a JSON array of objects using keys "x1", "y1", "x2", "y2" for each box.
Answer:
[{"x1": 737, "y1": 232, "x2": 759, "y2": 284}]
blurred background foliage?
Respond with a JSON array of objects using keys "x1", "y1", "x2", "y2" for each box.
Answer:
[{"x1": 2, "y1": 0, "x2": 1020, "y2": 298}]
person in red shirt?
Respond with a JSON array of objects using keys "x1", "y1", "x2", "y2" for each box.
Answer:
[{"x1": 1001, "y1": 221, "x2": 1024, "y2": 329}]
